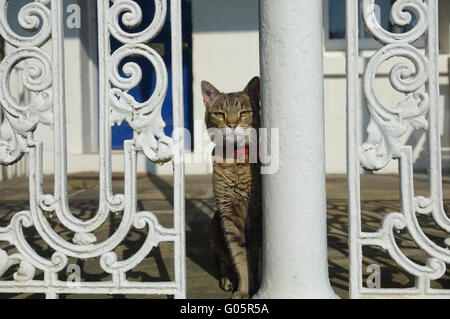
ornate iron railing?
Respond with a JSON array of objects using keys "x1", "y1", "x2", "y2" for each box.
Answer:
[
  {"x1": 0, "y1": 0, "x2": 186, "y2": 298},
  {"x1": 347, "y1": 0, "x2": 449, "y2": 298}
]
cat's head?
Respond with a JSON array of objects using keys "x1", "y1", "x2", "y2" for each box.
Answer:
[{"x1": 201, "y1": 77, "x2": 260, "y2": 141}]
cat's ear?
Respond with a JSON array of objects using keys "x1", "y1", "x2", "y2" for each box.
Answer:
[
  {"x1": 243, "y1": 76, "x2": 260, "y2": 107},
  {"x1": 201, "y1": 81, "x2": 220, "y2": 108}
]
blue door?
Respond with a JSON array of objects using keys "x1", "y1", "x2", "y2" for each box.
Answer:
[{"x1": 111, "y1": 0, "x2": 193, "y2": 149}]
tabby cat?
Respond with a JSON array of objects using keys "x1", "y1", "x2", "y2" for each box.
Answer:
[{"x1": 201, "y1": 77, "x2": 262, "y2": 299}]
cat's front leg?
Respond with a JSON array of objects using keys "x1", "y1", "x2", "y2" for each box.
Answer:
[{"x1": 220, "y1": 207, "x2": 250, "y2": 299}]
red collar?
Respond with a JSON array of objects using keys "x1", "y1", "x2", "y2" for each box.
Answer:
[{"x1": 213, "y1": 145, "x2": 257, "y2": 162}]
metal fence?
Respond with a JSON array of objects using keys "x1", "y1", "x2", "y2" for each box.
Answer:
[
  {"x1": 0, "y1": 0, "x2": 185, "y2": 299},
  {"x1": 347, "y1": 0, "x2": 448, "y2": 298},
  {"x1": 0, "y1": 55, "x2": 29, "y2": 183}
]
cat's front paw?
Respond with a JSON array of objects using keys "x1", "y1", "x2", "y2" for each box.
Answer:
[
  {"x1": 220, "y1": 277, "x2": 234, "y2": 292},
  {"x1": 232, "y1": 291, "x2": 249, "y2": 299}
]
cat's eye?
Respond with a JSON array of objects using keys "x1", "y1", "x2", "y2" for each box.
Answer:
[
  {"x1": 213, "y1": 112, "x2": 225, "y2": 119},
  {"x1": 240, "y1": 111, "x2": 251, "y2": 118}
]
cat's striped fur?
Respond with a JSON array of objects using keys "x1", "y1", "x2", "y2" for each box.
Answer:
[{"x1": 201, "y1": 77, "x2": 261, "y2": 299}]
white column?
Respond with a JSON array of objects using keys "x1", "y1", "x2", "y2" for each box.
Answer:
[{"x1": 254, "y1": 0, "x2": 338, "y2": 299}]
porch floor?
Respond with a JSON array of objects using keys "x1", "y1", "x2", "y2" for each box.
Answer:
[{"x1": 0, "y1": 173, "x2": 450, "y2": 299}]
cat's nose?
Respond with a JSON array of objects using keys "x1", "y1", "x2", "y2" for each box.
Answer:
[{"x1": 228, "y1": 123, "x2": 237, "y2": 129}]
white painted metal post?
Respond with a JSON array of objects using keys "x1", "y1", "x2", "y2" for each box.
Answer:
[{"x1": 255, "y1": 0, "x2": 338, "y2": 299}]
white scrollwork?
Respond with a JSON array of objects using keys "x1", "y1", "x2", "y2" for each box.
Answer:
[
  {"x1": 107, "y1": 0, "x2": 173, "y2": 163},
  {"x1": 361, "y1": 0, "x2": 428, "y2": 45},
  {"x1": 0, "y1": 114, "x2": 27, "y2": 165},
  {"x1": 109, "y1": 43, "x2": 173, "y2": 163},
  {"x1": 0, "y1": 210, "x2": 68, "y2": 282},
  {"x1": 108, "y1": 0, "x2": 167, "y2": 44},
  {"x1": 360, "y1": 44, "x2": 429, "y2": 171},
  {"x1": 100, "y1": 211, "x2": 176, "y2": 277},
  {"x1": 414, "y1": 196, "x2": 433, "y2": 215},
  {"x1": 378, "y1": 213, "x2": 445, "y2": 280},
  {"x1": 349, "y1": 0, "x2": 450, "y2": 298},
  {"x1": 0, "y1": 250, "x2": 35, "y2": 282},
  {"x1": 0, "y1": 0, "x2": 185, "y2": 299},
  {"x1": 0, "y1": 46, "x2": 53, "y2": 165},
  {"x1": 0, "y1": 0, "x2": 52, "y2": 48}
]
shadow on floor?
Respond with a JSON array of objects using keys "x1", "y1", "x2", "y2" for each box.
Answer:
[{"x1": 1, "y1": 174, "x2": 450, "y2": 298}]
